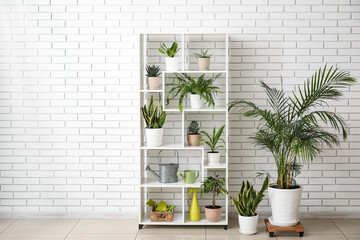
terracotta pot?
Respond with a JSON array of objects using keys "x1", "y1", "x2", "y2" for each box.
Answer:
[
  {"x1": 187, "y1": 134, "x2": 201, "y2": 146},
  {"x1": 205, "y1": 206, "x2": 222, "y2": 222},
  {"x1": 197, "y1": 58, "x2": 210, "y2": 71},
  {"x1": 147, "y1": 77, "x2": 160, "y2": 90}
]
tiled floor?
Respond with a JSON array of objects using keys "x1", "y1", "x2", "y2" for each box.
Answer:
[{"x1": 0, "y1": 218, "x2": 359, "y2": 240}]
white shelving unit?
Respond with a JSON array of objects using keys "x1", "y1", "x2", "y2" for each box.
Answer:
[{"x1": 139, "y1": 33, "x2": 229, "y2": 229}]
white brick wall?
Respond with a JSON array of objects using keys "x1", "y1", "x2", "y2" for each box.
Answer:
[{"x1": 0, "y1": 0, "x2": 359, "y2": 217}]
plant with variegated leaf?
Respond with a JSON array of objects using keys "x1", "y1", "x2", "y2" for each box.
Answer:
[
  {"x1": 196, "y1": 125, "x2": 225, "y2": 153},
  {"x1": 222, "y1": 175, "x2": 269, "y2": 217},
  {"x1": 141, "y1": 95, "x2": 167, "y2": 128}
]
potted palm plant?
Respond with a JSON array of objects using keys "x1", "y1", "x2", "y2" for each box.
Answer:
[
  {"x1": 201, "y1": 175, "x2": 227, "y2": 222},
  {"x1": 229, "y1": 65, "x2": 356, "y2": 227},
  {"x1": 141, "y1": 95, "x2": 167, "y2": 147},
  {"x1": 222, "y1": 176, "x2": 269, "y2": 235},
  {"x1": 158, "y1": 42, "x2": 180, "y2": 71},
  {"x1": 194, "y1": 49, "x2": 213, "y2": 71},
  {"x1": 146, "y1": 65, "x2": 161, "y2": 90},
  {"x1": 196, "y1": 125, "x2": 225, "y2": 166},
  {"x1": 166, "y1": 73, "x2": 221, "y2": 112},
  {"x1": 187, "y1": 120, "x2": 201, "y2": 146}
]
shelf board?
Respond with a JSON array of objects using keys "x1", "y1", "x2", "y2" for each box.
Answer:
[
  {"x1": 139, "y1": 213, "x2": 227, "y2": 225},
  {"x1": 163, "y1": 70, "x2": 226, "y2": 74},
  {"x1": 164, "y1": 107, "x2": 227, "y2": 112},
  {"x1": 141, "y1": 178, "x2": 201, "y2": 188},
  {"x1": 140, "y1": 142, "x2": 204, "y2": 150},
  {"x1": 204, "y1": 162, "x2": 227, "y2": 169},
  {"x1": 140, "y1": 89, "x2": 163, "y2": 93}
]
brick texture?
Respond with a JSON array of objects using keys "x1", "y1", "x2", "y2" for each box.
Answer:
[{"x1": 0, "y1": 0, "x2": 359, "y2": 217}]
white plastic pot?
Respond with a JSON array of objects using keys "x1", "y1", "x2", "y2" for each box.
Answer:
[
  {"x1": 268, "y1": 185, "x2": 303, "y2": 227},
  {"x1": 207, "y1": 152, "x2": 220, "y2": 166},
  {"x1": 190, "y1": 94, "x2": 202, "y2": 109},
  {"x1": 165, "y1": 57, "x2": 179, "y2": 71},
  {"x1": 238, "y1": 214, "x2": 258, "y2": 235},
  {"x1": 145, "y1": 128, "x2": 163, "y2": 147}
]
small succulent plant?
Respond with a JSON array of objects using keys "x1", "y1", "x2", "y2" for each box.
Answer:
[
  {"x1": 194, "y1": 49, "x2": 212, "y2": 58},
  {"x1": 146, "y1": 65, "x2": 161, "y2": 77},
  {"x1": 188, "y1": 120, "x2": 200, "y2": 135}
]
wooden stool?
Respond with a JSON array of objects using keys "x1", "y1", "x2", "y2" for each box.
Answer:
[{"x1": 264, "y1": 219, "x2": 304, "y2": 237}]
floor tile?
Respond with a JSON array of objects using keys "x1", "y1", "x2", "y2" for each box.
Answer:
[
  {"x1": 300, "y1": 219, "x2": 342, "y2": 235},
  {"x1": 346, "y1": 234, "x2": 360, "y2": 240},
  {"x1": 2, "y1": 219, "x2": 78, "y2": 234},
  {"x1": 273, "y1": 234, "x2": 347, "y2": 240},
  {"x1": 138, "y1": 225, "x2": 205, "y2": 234},
  {"x1": 65, "y1": 233, "x2": 136, "y2": 240},
  {"x1": 207, "y1": 232, "x2": 271, "y2": 240},
  {"x1": 206, "y1": 218, "x2": 267, "y2": 234},
  {"x1": 136, "y1": 233, "x2": 205, "y2": 240},
  {"x1": 332, "y1": 219, "x2": 360, "y2": 233},
  {"x1": 0, "y1": 219, "x2": 15, "y2": 232},
  {"x1": 71, "y1": 219, "x2": 138, "y2": 234},
  {"x1": 0, "y1": 233, "x2": 67, "y2": 240}
]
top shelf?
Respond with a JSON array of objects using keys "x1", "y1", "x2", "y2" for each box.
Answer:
[{"x1": 163, "y1": 70, "x2": 226, "y2": 74}]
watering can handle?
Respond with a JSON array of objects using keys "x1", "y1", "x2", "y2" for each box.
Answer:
[
  {"x1": 158, "y1": 149, "x2": 179, "y2": 165},
  {"x1": 195, "y1": 171, "x2": 199, "y2": 180}
]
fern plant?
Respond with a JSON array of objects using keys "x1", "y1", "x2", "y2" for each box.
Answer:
[
  {"x1": 146, "y1": 65, "x2": 161, "y2": 77},
  {"x1": 166, "y1": 73, "x2": 222, "y2": 112},
  {"x1": 222, "y1": 176, "x2": 269, "y2": 216},
  {"x1": 229, "y1": 65, "x2": 356, "y2": 189},
  {"x1": 158, "y1": 42, "x2": 180, "y2": 58},
  {"x1": 194, "y1": 49, "x2": 213, "y2": 58},
  {"x1": 141, "y1": 95, "x2": 167, "y2": 128},
  {"x1": 196, "y1": 125, "x2": 225, "y2": 153}
]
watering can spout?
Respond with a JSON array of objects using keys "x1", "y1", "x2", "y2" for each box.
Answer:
[
  {"x1": 177, "y1": 170, "x2": 185, "y2": 181},
  {"x1": 146, "y1": 165, "x2": 160, "y2": 180}
]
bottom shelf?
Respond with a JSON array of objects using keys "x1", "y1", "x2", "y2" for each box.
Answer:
[{"x1": 140, "y1": 213, "x2": 227, "y2": 225}]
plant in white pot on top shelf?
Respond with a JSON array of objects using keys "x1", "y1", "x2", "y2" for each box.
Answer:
[
  {"x1": 201, "y1": 175, "x2": 227, "y2": 222},
  {"x1": 141, "y1": 95, "x2": 167, "y2": 147},
  {"x1": 196, "y1": 125, "x2": 225, "y2": 166},
  {"x1": 187, "y1": 120, "x2": 201, "y2": 147},
  {"x1": 229, "y1": 65, "x2": 357, "y2": 227},
  {"x1": 146, "y1": 65, "x2": 161, "y2": 90},
  {"x1": 166, "y1": 73, "x2": 221, "y2": 112},
  {"x1": 194, "y1": 49, "x2": 212, "y2": 71},
  {"x1": 158, "y1": 42, "x2": 180, "y2": 71},
  {"x1": 221, "y1": 175, "x2": 269, "y2": 235}
]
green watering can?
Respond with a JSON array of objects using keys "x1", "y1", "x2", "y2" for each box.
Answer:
[{"x1": 177, "y1": 170, "x2": 199, "y2": 184}]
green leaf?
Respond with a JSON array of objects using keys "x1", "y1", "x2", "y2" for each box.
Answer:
[
  {"x1": 156, "y1": 201, "x2": 167, "y2": 211},
  {"x1": 146, "y1": 199, "x2": 156, "y2": 207}
]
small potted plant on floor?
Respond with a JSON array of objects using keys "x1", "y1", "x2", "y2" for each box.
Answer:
[
  {"x1": 222, "y1": 176, "x2": 269, "y2": 235},
  {"x1": 166, "y1": 73, "x2": 221, "y2": 112},
  {"x1": 158, "y1": 42, "x2": 180, "y2": 71},
  {"x1": 194, "y1": 49, "x2": 212, "y2": 71},
  {"x1": 229, "y1": 65, "x2": 356, "y2": 227},
  {"x1": 187, "y1": 120, "x2": 201, "y2": 146},
  {"x1": 196, "y1": 125, "x2": 225, "y2": 166},
  {"x1": 141, "y1": 95, "x2": 167, "y2": 147},
  {"x1": 201, "y1": 175, "x2": 227, "y2": 222},
  {"x1": 146, "y1": 65, "x2": 161, "y2": 90}
]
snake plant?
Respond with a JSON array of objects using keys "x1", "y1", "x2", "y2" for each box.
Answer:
[
  {"x1": 222, "y1": 175, "x2": 269, "y2": 216},
  {"x1": 141, "y1": 95, "x2": 167, "y2": 128}
]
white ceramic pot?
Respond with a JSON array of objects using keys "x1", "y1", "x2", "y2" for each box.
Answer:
[
  {"x1": 145, "y1": 128, "x2": 163, "y2": 147},
  {"x1": 165, "y1": 57, "x2": 179, "y2": 71},
  {"x1": 207, "y1": 152, "x2": 220, "y2": 166},
  {"x1": 238, "y1": 214, "x2": 258, "y2": 235},
  {"x1": 268, "y1": 185, "x2": 303, "y2": 227},
  {"x1": 147, "y1": 77, "x2": 160, "y2": 90},
  {"x1": 190, "y1": 94, "x2": 202, "y2": 109}
]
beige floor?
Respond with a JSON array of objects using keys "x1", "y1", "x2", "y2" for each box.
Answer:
[{"x1": 0, "y1": 218, "x2": 359, "y2": 240}]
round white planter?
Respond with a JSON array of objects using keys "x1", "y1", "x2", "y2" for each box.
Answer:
[
  {"x1": 145, "y1": 128, "x2": 163, "y2": 147},
  {"x1": 207, "y1": 152, "x2": 220, "y2": 166},
  {"x1": 190, "y1": 94, "x2": 202, "y2": 109},
  {"x1": 165, "y1": 57, "x2": 179, "y2": 71},
  {"x1": 238, "y1": 214, "x2": 258, "y2": 235},
  {"x1": 268, "y1": 185, "x2": 303, "y2": 227}
]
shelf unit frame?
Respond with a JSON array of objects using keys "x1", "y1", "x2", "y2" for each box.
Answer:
[{"x1": 138, "y1": 33, "x2": 229, "y2": 229}]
